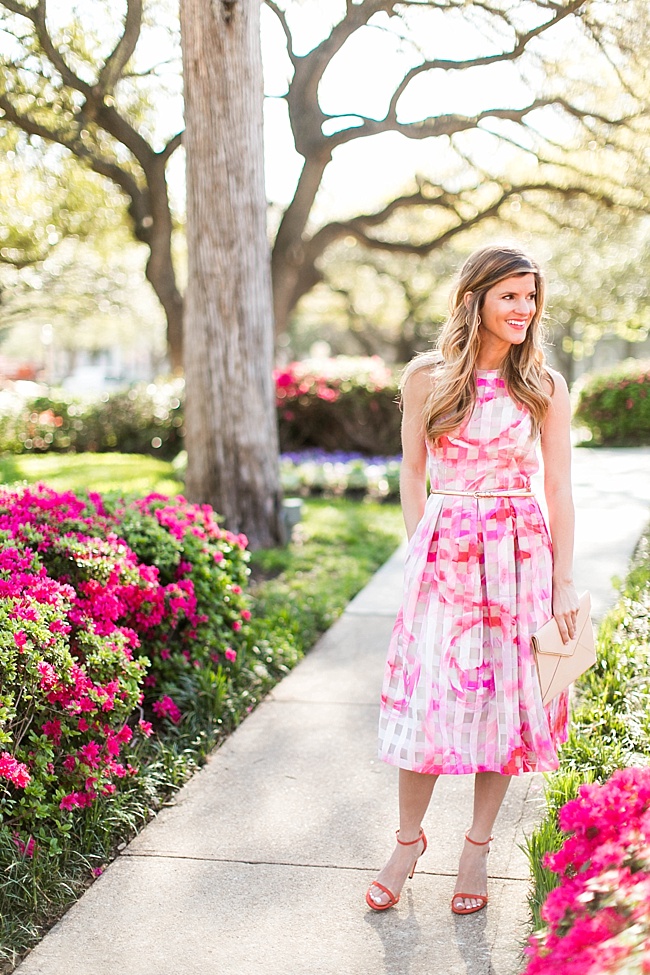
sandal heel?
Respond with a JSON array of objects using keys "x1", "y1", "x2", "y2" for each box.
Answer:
[
  {"x1": 451, "y1": 831, "x2": 493, "y2": 916},
  {"x1": 366, "y1": 828, "x2": 427, "y2": 911}
]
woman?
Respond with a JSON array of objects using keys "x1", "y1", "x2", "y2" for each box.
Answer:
[{"x1": 366, "y1": 244, "x2": 579, "y2": 914}]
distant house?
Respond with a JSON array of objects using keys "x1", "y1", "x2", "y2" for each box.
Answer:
[
  {"x1": 56, "y1": 345, "x2": 165, "y2": 394},
  {"x1": 0, "y1": 344, "x2": 166, "y2": 394}
]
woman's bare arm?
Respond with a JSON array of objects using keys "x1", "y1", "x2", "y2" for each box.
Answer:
[
  {"x1": 399, "y1": 369, "x2": 431, "y2": 540},
  {"x1": 540, "y1": 370, "x2": 580, "y2": 642}
]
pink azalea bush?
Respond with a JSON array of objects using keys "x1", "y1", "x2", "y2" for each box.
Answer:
[
  {"x1": 274, "y1": 356, "x2": 394, "y2": 407},
  {"x1": 275, "y1": 356, "x2": 401, "y2": 455},
  {"x1": 0, "y1": 484, "x2": 253, "y2": 854},
  {"x1": 524, "y1": 767, "x2": 650, "y2": 975},
  {"x1": 103, "y1": 491, "x2": 252, "y2": 723}
]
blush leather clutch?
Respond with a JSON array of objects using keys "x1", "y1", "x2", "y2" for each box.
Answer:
[{"x1": 531, "y1": 592, "x2": 595, "y2": 706}]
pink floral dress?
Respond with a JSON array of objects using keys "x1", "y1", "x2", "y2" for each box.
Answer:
[{"x1": 378, "y1": 370, "x2": 569, "y2": 775}]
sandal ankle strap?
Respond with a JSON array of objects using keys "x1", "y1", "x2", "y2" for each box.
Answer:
[
  {"x1": 395, "y1": 828, "x2": 424, "y2": 846},
  {"x1": 465, "y1": 830, "x2": 493, "y2": 846}
]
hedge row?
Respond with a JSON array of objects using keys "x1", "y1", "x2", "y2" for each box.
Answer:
[
  {"x1": 0, "y1": 358, "x2": 402, "y2": 459},
  {"x1": 523, "y1": 523, "x2": 650, "y2": 971},
  {"x1": 0, "y1": 382, "x2": 184, "y2": 460},
  {"x1": 3, "y1": 356, "x2": 649, "y2": 460},
  {"x1": 275, "y1": 357, "x2": 401, "y2": 455}
]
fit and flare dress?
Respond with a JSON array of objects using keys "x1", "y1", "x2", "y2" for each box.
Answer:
[{"x1": 378, "y1": 370, "x2": 569, "y2": 776}]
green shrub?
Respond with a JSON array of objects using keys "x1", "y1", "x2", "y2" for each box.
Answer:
[
  {"x1": 573, "y1": 358, "x2": 650, "y2": 445},
  {"x1": 76, "y1": 384, "x2": 184, "y2": 459},
  {"x1": 0, "y1": 381, "x2": 184, "y2": 459}
]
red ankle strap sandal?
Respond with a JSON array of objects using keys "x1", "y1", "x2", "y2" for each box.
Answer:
[
  {"x1": 365, "y1": 828, "x2": 428, "y2": 912},
  {"x1": 451, "y1": 831, "x2": 493, "y2": 916}
]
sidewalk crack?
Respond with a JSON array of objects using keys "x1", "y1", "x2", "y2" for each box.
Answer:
[{"x1": 120, "y1": 850, "x2": 530, "y2": 881}]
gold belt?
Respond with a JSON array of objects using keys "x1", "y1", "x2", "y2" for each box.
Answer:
[{"x1": 429, "y1": 488, "x2": 534, "y2": 499}]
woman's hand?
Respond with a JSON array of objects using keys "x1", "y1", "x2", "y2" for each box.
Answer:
[{"x1": 552, "y1": 581, "x2": 581, "y2": 644}]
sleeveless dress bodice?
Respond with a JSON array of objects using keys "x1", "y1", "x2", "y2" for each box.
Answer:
[{"x1": 428, "y1": 371, "x2": 537, "y2": 494}]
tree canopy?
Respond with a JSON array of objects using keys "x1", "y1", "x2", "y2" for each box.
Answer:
[
  {"x1": 0, "y1": 0, "x2": 185, "y2": 366},
  {"x1": 264, "y1": 0, "x2": 648, "y2": 335},
  {"x1": 1, "y1": 0, "x2": 649, "y2": 369}
]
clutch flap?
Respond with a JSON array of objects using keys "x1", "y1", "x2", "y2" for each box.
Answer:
[
  {"x1": 537, "y1": 632, "x2": 597, "y2": 704},
  {"x1": 531, "y1": 592, "x2": 592, "y2": 658}
]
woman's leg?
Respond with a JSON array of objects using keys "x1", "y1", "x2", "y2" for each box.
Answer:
[
  {"x1": 367, "y1": 769, "x2": 438, "y2": 907},
  {"x1": 452, "y1": 771, "x2": 511, "y2": 911}
]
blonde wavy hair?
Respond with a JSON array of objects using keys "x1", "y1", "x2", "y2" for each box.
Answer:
[{"x1": 402, "y1": 244, "x2": 554, "y2": 442}]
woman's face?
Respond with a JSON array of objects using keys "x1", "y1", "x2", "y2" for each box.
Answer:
[{"x1": 478, "y1": 273, "x2": 537, "y2": 348}]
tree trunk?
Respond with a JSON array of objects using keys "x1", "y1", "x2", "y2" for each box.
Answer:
[
  {"x1": 144, "y1": 248, "x2": 184, "y2": 373},
  {"x1": 180, "y1": 0, "x2": 284, "y2": 549},
  {"x1": 135, "y1": 156, "x2": 185, "y2": 373},
  {"x1": 271, "y1": 248, "x2": 323, "y2": 337},
  {"x1": 270, "y1": 152, "x2": 331, "y2": 335}
]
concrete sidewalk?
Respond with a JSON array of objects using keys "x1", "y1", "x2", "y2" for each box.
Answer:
[{"x1": 15, "y1": 448, "x2": 650, "y2": 975}]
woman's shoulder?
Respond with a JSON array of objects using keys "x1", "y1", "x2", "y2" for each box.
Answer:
[
  {"x1": 400, "y1": 350, "x2": 443, "y2": 392},
  {"x1": 542, "y1": 366, "x2": 569, "y2": 398}
]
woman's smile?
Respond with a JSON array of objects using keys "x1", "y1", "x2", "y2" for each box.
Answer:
[{"x1": 479, "y1": 272, "x2": 537, "y2": 350}]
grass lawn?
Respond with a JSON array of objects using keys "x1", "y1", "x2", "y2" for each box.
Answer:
[
  {"x1": 0, "y1": 453, "x2": 183, "y2": 496},
  {"x1": 250, "y1": 497, "x2": 404, "y2": 652}
]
